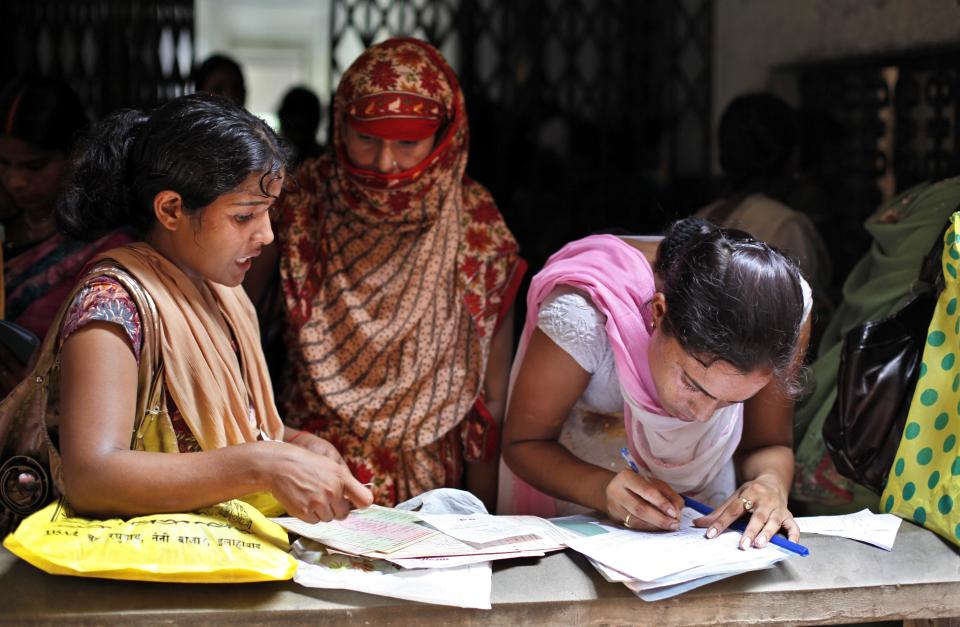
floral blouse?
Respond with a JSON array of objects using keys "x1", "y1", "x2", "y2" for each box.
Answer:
[{"x1": 60, "y1": 275, "x2": 201, "y2": 453}]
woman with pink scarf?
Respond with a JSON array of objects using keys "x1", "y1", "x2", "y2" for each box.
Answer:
[{"x1": 499, "y1": 218, "x2": 811, "y2": 550}]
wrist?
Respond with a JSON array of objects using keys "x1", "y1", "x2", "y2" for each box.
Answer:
[
  {"x1": 589, "y1": 468, "x2": 618, "y2": 512},
  {"x1": 248, "y1": 440, "x2": 283, "y2": 493},
  {"x1": 286, "y1": 429, "x2": 309, "y2": 445},
  {"x1": 750, "y1": 470, "x2": 790, "y2": 495}
]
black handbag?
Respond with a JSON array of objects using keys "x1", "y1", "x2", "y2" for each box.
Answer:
[{"x1": 822, "y1": 226, "x2": 946, "y2": 494}]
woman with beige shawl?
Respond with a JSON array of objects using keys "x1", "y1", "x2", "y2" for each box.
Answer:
[{"x1": 40, "y1": 94, "x2": 372, "y2": 520}]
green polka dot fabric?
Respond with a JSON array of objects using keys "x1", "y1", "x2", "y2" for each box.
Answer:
[{"x1": 882, "y1": 213, "x2": 960, "y2": 547}]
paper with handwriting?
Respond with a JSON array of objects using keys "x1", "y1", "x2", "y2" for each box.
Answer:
[{"x1": 795, "y1": 509, "x2": 901, "y2": 550}]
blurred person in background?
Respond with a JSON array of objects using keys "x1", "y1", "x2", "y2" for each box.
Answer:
[
  {"x1": 0, "y1": 77, "x2": 133, "y2": 396},
  {"x1": 193, "y1": 53, "x2": 247, "y2": 108},
  {"x1": 278, "y1": 85, "x2": 324, "y2": 168}
]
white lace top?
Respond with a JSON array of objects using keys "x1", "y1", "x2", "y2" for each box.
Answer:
[{"x1": 537, "y1": 286, "x2": 623, "y2": 413}]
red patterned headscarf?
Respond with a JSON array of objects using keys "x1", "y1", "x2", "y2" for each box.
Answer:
[{"x1": 278, "y1": 38, "x2": 524, "y2": 454}]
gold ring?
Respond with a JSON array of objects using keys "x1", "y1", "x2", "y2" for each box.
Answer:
[
  {"x1": 741, "y1": 497, "x2": 753, "y2": 511},
  {"x1": 624, "y1": 513, "x2": 632, "y2": 528}
]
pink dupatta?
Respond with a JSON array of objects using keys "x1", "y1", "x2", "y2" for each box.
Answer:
[{"x1": 503, "y1": 235, "x2": 742, "y2": 515}]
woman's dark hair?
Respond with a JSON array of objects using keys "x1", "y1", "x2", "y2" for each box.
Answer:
[
  {"x1": 58, "y1": 92, "x2": 288, "y2": 237},
  {"x1": 718, "y1": 93, "x2": 797, "y2": 190},
  {"x1": 192, "y1": 54, "x2": 246, "y2": 107},
  {"x1": 0, "y1": 77, "x2": 89, "y2": 152},
  {"x1": 654, "y1": 217, "x2": 806, "y2": 395},
  {"x1": 279, "y1": 86, "x2": 322, "y2": 137}
]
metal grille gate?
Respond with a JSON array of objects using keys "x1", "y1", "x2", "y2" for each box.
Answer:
[
  {"x1": 796, "y1": 47, "x2": 960, "y2": 278},
  {"x1": 1, "y1": 0, "x2": 194, "y2": 119},
  {"x1": 4, "y1": 0, "x2": 712, "y2": 271}
]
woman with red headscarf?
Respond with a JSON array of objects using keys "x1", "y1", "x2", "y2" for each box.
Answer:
[{"x1": 252, "y1": 38, "x2": 525, "y2": 509}]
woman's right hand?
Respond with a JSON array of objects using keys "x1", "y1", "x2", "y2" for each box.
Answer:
[
  {"x1": 265, "y1": 442, "x2": 373, "y2": 523},
  {"x1": 604, "y1": 470, "x2": 684, "y2": 531}
]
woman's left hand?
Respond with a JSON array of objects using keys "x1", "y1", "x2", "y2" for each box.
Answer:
[{"x1": 692, "y1": 472, "x2": 799, "y2": 549}]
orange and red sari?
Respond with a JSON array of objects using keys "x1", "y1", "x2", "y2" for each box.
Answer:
[{"x1": 276, "y1": 38, "x2": 525, "y2": 505}]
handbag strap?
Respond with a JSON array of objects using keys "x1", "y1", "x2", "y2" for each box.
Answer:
[
  {"x1": 6, "y1": 260, "x2": 165, "y2": 491},
  {"x1": 917, "y1": 222, "x2": 948, "y2": 295},
  {"x1": 84, "y1": 265, "x2": 167, "y2": 446}
]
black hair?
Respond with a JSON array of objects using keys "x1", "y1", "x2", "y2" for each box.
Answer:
[
  {"x1": 718, "y1": 93, "x2": 797, "y2": 190},
  {"x1": 279, "y1": 86, "x2": 322, "y2": 136},
  {"x1": 192, "y1": 54, "x2": 246, "y2": 107},
  {"x1": 654, "y1": 216, "x2": 805, "y2": 395},
  {"x1": 57, "y1": 92, "x2": 288, "y2": 238},
  {"x1": 0, "y1": 76, "x2": 89, "y2": 153}
]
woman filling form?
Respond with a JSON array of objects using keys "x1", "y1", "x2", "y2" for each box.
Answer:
[{"x1": 500, "y1": 218, "x2": 810, "y2": 548}]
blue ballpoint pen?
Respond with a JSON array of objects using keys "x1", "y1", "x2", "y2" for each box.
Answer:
[{"x1": 619, "y1": 447, "x2": 809, "y2": 557}]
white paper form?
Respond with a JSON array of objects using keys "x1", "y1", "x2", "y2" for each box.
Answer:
[
  {"x1": 576, "y1": 519, "x2": 788, "y2": 585},
  {"x1": 624, "y1": 547, "x2": 787, "y2": 590},
  {"x1": 503, "y1": 515, "x2": 578, "y2": 545},
  {"x1": 565, "y1": 508, "x2": 787, "y2": 582},
  {"x1": 633, "y1": 572, "x2": 740, "y2": 601},
  {"x1": 273, "y1": 505, "x2": 437, "y2": 556},
  {"x1": 291, "y1": 539, "x2": 492, "y2": 609},
  {"x1": 591, "y1": 550, "x2": 783, "y2": 601},
  {"x1": 388, "y1": 549, "x2": 547, "y2": 569},
  {"x1": 795, "y1": 508, "x2": 902, "y2": 550},
  {"x1": 380, "y1": 523, "x2": 562, "y2": 561},
  {"x1": 418, "y1": 512, "x2": 571, "y2": 546}
]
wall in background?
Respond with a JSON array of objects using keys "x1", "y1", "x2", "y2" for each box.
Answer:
[
  {"x1": 195, "y1": 0, "x2": 329, "y2": 133},
  {"x1": 714, "y1": 0, "x2": 960, "y2": 172}
]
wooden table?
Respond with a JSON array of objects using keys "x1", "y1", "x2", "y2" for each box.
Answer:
[{"x1": 1, "y1": 520, "x2": 958, "y2": 625}]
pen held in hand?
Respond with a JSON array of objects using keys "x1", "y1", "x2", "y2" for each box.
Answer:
[
  {"x1": 619, "y1": 447, "x2": 809, "y2": 557},
  {"x1": 619, "y1": 447, "x2": 641, "y2": 474}
]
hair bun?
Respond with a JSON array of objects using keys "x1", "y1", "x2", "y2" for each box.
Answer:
[
  {"x1": 57, "y1": 108, "x2": 151, "y2": 239},
  {"x1": 654, "y1": 216, "x2": 715, "y2": 276}
]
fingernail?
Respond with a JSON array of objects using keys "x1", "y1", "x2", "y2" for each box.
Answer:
[
  {"x1": 706, "y1": 527, "x2": 718, "y2": 539},
  {"x1": 666, "y1": 507, "x2": 677, "y2": 518},
  {"x1": 755, "y1": 534, "x2": 767, "y2": 547},
  {"x1": 669, "y1": 521, "x2": 679, "y2": 530},
  {"x1": 740, "y1": 537, "x2": 750, "y2": 550}
]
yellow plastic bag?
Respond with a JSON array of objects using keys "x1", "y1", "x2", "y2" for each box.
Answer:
[
  {"x1": 881, "y1": 212, "x2": 960, "y2": 547},
  {"x1": 240, "y1": 490, "x2": 286, "y2": 517},
  {"x1": 2, "y1": 499, "x2": 297, "y2": 582}
]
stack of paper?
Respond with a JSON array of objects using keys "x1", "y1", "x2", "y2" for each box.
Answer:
[
  {"x1": 553, "y1": 508, "x2": 796, "y2": 601},
  {"x1": 290, "y1": 538, "x2": 495, "y2": 609},
  {"x1": 272, "y1": 505, "x2": 568, "y2": 609},
  {"x1": 274, "y1": 499, "x2": 809, "y2": 605},
  {"x1": 275, "y1": 506, "x2": 567, "y2": 565}
]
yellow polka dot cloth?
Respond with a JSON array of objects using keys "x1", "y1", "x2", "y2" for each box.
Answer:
[{"x1": 881, "y1": 212, "x2": 960, "y2": 547}]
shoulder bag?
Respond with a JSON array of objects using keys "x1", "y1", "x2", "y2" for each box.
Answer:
[
  {"x1": 0, "y1": 262, "x2": 165, "y2": 536},
  {"x1": 822, "y1": 222, "x2": 946, "y2": 494}
]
